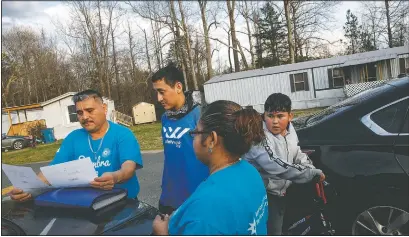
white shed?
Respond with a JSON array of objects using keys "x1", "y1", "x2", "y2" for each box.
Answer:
[
  {"x1": 2, "y1": 92, "x2": 115, "y2": 140},
  {"x1": 204, "y1": 45, "x2": 409, "y2": 112},
  {"x1": 132, "y1": 102, "x2": 156, "y2": 125}
]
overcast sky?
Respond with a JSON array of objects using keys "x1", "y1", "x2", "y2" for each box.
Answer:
[{"x1": 1, "y1": 1, "x2": 362, "y2": 70}]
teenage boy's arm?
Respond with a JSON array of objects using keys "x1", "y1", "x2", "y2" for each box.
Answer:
[{"x1": 252, "y1": 146, "x2": 323, "y2": 183}]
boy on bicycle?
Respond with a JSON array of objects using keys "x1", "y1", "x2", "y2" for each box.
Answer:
[{"x1": 243, "y1": 93, "x2": 325, "y2": 235}]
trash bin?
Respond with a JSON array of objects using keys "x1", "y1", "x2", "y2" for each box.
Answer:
[{"x1": 41, "y1": 128, "x2": 56, "y2": 144}]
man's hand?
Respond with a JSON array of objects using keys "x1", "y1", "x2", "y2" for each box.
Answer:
[
  {"x1": 9, "y1": 188, "x2": 32, "y2": 202},
  {"x1": 320, "y1": 173, "x2": 326, "y2": 182},
  {"x1": 152, "y1": 214, "x2": 170, "y2": 235},
  {"x1": 90, "y1": 172, "x2": 117, "y2": 190}
]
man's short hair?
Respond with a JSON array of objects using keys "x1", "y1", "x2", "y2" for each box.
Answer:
[
  {"x1": 264, "y1": 93, "x2": 292, "y2": 113},
  {"x1": 151, "y1": 62, "x2": 186, "y2": 90},
  {"x1": 72, "y1": 89, "x2": 103, "y2": 104}
]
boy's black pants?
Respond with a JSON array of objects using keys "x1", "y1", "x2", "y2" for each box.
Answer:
[{"x1": 267, "y1": 193, "x2": 287, "y2": 235}]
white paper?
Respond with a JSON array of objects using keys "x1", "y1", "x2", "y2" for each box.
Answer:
[
  {"x1": 2, "y1": 164, "x2": 50, "y2": 192},
  {"x1": 40, "y1": 158, "x2": 98, "y2": 188}
]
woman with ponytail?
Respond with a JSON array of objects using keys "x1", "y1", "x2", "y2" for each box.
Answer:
[{"x1": 152, "y1": 100, "x2": 269, "y2": 235}]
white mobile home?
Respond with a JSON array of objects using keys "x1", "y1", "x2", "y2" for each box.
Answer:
[
  {"x1": 204, "y1": 46, "x2": 409, "y2": 112},
  {"x1": 2, "y1": 92, "x2": 115, "y2": 140}
]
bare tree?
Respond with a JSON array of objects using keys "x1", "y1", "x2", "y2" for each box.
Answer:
[
  {"x1": 198, "y1": 0, "x2": 213, "y2": 80},
  {"x1": 178, "y1": 0, "x2": 199, "y2": 90},
  {"x1": 141, "y1": 27, "x2": 153, "y2": 74},
  {"x1": 238, "y1": 1, "x2": 255, "y2": 68},
  {"x1": 111, "y1": 24, "x2": 121, "y2": 104},
  {"x1": 1, "y1": 53, "x2": 19, "y2": 107},
  {"x1": 226, "y1": 0, "x2": 240, "y2": 72},
  {"x1": 169, "y1": 0, "x2": 189, "y2": 91},
  {"x1": 284, "y1": 0, "x2": 295, "y2": 63},
  {"x1": 385, "y1": 0, "x2": 393, "y2": 48}
]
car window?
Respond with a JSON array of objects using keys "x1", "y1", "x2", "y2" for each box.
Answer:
[
  {"x1": 371, "y1": 98, "x2": 409, "y2": 134},
  {"x1": 306, "y1": 81, "x2": 391, "y2": 126}
]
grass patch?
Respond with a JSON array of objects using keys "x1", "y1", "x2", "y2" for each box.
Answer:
[
  {"x1": 130, "y1": 122, "x2": 163, "y2": 151},
  {"x1": 2, "y1": 123, "x2": 163, "y2": 165},
  {"x1": 2, "y1": 140, "x2": 62, "y2": 165}
]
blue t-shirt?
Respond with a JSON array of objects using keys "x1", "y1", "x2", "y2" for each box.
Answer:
[
  {"x1": 168, "y1": 160, "x2": 268, "y2": 235},
  {"x1": 49, "y1": 121, "x2": 143, "y2": 198},
  {"x1": 160, "y1": 106, "x2": 209, "y2": 208}
]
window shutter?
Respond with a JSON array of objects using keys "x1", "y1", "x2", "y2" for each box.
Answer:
[
  {"x1": 328, "y1": 69, "x2": 334, "y2": 89},
  {"x1": 303, "y1": 72, "x2": 309, "y2": 91},
  {"x1": 290, "y1": 74, "x2": 295, "y2": 92}
]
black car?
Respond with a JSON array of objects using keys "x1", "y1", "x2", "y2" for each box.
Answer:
[
  {"x1": 1, "y1": 198, "x2": 158, "y2": 235},
  {"x1": 287, "y1": 77, "x2": 409, "y2": 235}
]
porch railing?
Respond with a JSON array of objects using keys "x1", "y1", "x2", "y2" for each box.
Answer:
[
  {"x1": 111, "y1": 110, "x2": 133, "y2": 127},
  {"x1": 343, "y1": 80, "x2": 387, "y2": 97}
]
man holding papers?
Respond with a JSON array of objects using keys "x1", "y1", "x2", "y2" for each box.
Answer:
[{"x1": 10, "y1": 89, "x2": 143, "y2": 201}]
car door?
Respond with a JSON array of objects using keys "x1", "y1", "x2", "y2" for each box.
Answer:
[
  {"x1": 356, "y1": 97, "x2": 409, "y2": 196},
  {"x1": 392, "y1": 100, "x2": 409, "y2": 198},
  {"x1": 2, "y1": 136, "x2": 13, "y2": 148}
]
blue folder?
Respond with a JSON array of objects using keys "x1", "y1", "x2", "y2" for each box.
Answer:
[{"x1": 34, "y1": 187, "x2": 127, "y2": 211}]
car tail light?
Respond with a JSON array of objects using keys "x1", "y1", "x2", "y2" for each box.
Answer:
[{"x1": 301, "y1": 149, "x2": 315, "y2": 156}]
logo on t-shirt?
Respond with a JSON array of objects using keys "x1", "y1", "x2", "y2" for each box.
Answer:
[
  {"x1": 102, "y1": 148, "x2": 111, "y2": 158},
  {"x1": 163, "y1": 127, "x2": 191, "y2": 149},
  {"x1": 163, "y1": 127, "x2": 190, "y2": 139},
  {"x1": 78, "y1": 154, "x2": 111, "y2": 169}
]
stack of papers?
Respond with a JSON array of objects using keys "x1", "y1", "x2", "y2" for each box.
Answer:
[{"x1": 2, "y1": 158, "x2": 98, "y2": 192}]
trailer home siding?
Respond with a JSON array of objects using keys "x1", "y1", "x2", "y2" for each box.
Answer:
[{"x1": 204, "y1": 46, "x2": 409, "y2": 110}]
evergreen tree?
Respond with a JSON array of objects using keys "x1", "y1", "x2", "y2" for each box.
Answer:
[
  {"x1": 253, "y1": 2, "x2": 287, "y2": 67},
  {"x1": 343, "y1": 9, "x2": 360, "y2": 54},
  {"x1": 359, "y1": 25, "x2": 377, "y2": 52}
]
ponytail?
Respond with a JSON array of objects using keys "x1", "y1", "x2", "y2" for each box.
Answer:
[
  {"x1": 200, "y1": 101, "x2": 265, "y2": 157},
  {"x1": 232, "y1": 109, "x2": 265, "y2": 155}
]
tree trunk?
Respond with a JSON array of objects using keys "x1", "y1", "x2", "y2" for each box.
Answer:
[
  {"x1": 291, "y1": 3, "x2": 298, "y2": 61},
  {"x1": 385, "y1": 0, "x2": 393, "y2": 48},
  {"x1": 227, "y1": 31, "x2": 233, "y2": 72},
  {"x1": 237, "y1": 40, "x2": 249, "y2": 70},
  {"x1": 178, "y1": 0, "x2": 198, "y2": 90},
  {"x1": 284, "y1": 0, "x2": 295, "y2": 63},
  {"x1": 97, "y1": 1, "x2": 107, "y2": 95},
  {"x1": 170, "y1": 0, "x2": 189, "y2": 91},
  {"x1": 227, "y1": 0, "x2": 240, "y2": 72},
  {"x1": 167, "y1": 14, "x2": 185, "y2": 82},
  {"x1": 253, "y1": 12, "x2": 263, "y2": 68},
  {"x1": 243, "y1": 1, "x2": 255, "y2": 69},
  {"x1": 127, "y1": 21, "x2": 137, "y2": 85},
  {"x1": 150, "y1": 18, "x2": 161, "y2": 70},
  {"x1": 142, "y1": 28, "x2": 152, "y2": 74},
  {"x1": 195, "y1": 32, "x2": 202, "y2": 84},
  {"x1": 111, "y1": 28, "x2": 121, "y2": 104},
  {"x1": 198, "y1": 0, "x2": 213, "y2": 80},
  {"x1": 154, "y1": 19, "x2": 164, "y2": 68}
]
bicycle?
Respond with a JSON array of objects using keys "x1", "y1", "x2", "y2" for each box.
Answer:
[{"x1": 284, "y1": 180, "x2": 336, "y2": 235}]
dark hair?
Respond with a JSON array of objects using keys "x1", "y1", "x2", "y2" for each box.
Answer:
[
  {"x1": 264, "y1": 93, "x2": 292, "y2": 113},
  {"x1": 200, "y1": 100, "x2": 265, "y2": 157},
  {"x1": 151, "y1": 62, "x2": 185, "y2": 90},
  {"x1": 72, "y1": 89, "x2": 103, "y2": 103}
]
